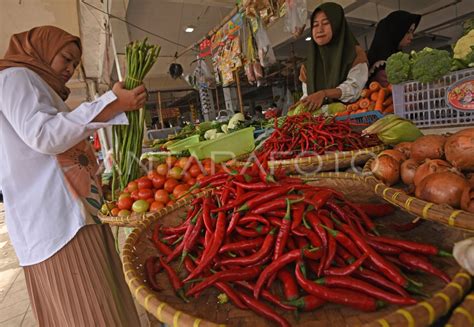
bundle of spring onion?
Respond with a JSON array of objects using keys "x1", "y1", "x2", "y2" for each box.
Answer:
[{"x1": 112, "y1": 39, "x2": 160, "y2": 194}]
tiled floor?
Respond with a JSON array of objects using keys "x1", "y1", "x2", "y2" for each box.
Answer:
[{"x1": 0, "y1": 203, "x2": 158, "y2": 327}]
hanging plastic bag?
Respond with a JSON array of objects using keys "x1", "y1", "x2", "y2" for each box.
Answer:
[
  {"x1": 254, "y1": 18, "x2": 276, "y2": 67},
  {"x1": 284, "y1": 0, "x2": 307, "y2": 38}
]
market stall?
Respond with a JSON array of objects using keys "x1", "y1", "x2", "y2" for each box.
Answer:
[{"x1": 96, "y1": 2, "x2": 474, "y2": 326}]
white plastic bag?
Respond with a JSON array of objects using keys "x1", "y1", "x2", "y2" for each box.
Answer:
[
  {"x1": 254, "y1": 18, "x2": 276, "y2": 67},
  {"x1": 284, "y1": 0, "x2": 307, "y2": 38}
]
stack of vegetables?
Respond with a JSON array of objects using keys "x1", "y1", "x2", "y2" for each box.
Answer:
[
  {"x1": 102, "y1": 157, "x2": 219, "y2": 217},
  {"x1": 370, "y1": 128, "x2": 474, "y2": 213},
  {"x1": 112, "y1": 39, "x2": 160, "y2": 193},
  {"x1": 337, "y1": 82, "x2": 393, "y2": 117},
  {"x1": 145, "y1": 162, "x2": 454, "y2": 326},
  {"x1": 259, "y1": 113, "x2": 381, "y2": 159}
]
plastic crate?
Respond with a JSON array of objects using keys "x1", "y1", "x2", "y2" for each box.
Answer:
[
  {"x1": 392, "y1": 68, "x2": 474, "y2": 128},
  {"x1": 335, "y1": 110, "x2": 384, "y2": 124}
]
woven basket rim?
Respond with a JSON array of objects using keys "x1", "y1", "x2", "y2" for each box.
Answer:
[
  {"x1": 122, "y1": 178, "x2": 472, "y2": 327},
  {"x1": 362, "y1": 159, "x2": 474, "y2": 232}
]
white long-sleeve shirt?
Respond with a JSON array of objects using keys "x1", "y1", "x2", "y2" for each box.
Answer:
[
  {"x1": 0, "y1": 67, "x2": 127, "y2": 266},
  {"x1": 302, "y1": 63, "x2": 369, "y2": 103}
]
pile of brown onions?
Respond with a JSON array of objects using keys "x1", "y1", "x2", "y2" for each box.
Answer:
[{"x1": 370, "y1": 129, "x2": 474, "y2": 213}]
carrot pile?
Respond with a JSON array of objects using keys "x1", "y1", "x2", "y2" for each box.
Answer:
[
  {"x1": 145, "y1": 164, "x2": 453, "y2": 326},
  {"x1": 337, "y1": 81, "x2": 394, "y2": 117}
]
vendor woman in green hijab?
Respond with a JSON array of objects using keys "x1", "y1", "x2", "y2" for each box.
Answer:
[{"x1": 300, "y1": 2, "x2": 368, "y2": 111}]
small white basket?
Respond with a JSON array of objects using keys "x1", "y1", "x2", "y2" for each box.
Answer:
[{"x1": 393, "y1": 68, "x2": 474, "y2": 128}]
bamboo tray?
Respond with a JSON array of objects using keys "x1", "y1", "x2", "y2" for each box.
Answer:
[
  {"x1": 98, "y1": 191, "x2": 209, "y2": 227},
  {"x1": 362, "y1": 159, "x2": 474, "y2": 232},
  {"x1": 122, "y1": 177, "x2": 473, "y2": 326}
]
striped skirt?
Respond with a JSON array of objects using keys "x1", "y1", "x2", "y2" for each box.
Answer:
[{"x1": 24, "y1": 224, "x2": 140, "y2": 327}]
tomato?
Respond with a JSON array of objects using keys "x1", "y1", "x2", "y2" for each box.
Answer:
[
  {"x1": 177, "y1": 157, "x2": 191, "y2": 169},
  {"x1": 137, "y1": 177, "x2": 153, "y2": 190},
  {"x1": 151, "y1": 175, "x2": 166, "y2": 189},
  {"x1": 173, "y1": 184, "x2": 190, "y2": 198},
  {"x1": 164, "y1": 178, "x2": 179, "y2": 193},
  {"x1": 154, "y1": 189, "x2": 169, "y2": 203},
  {"x1": 166, "y1": 200, "x2": 176, "y2": 207},
  {"x1": 138, "y1": 188, "x2": 154, "y2": 200},
  {"x1": 168, "y1": 167, "x2": 183, "y2": 180},
  {"x1": 110, "y1": 207, "x2": 120, "y2": 216},
  {"x1": 156, "y1": 163, "x2": 168, "y2": 176},
  {"x1": 127, "y1": 181, "x2": 138, "y2": 192},
  {"x1": 147, "y1": 170, "x2": 159, "y2": 180},
  {"x1": 187, "y1": 178, "x2": 196, "y2": 186},
  {"x1": 130, "y1": 190, "x2": 140, "y2": 201},
  {"x1": 123, "y1": 186, "x2": 130, "y2": 193},
  {"x1": 132, "y1": 199, "x2": 150, "y2": 213},
  {"x1": 117, "y1": 197, "x2": 134, "y2": 210},
  {"x1": 118, "y1": 209, "x2": 131, "y2": 217},
  {"x1": 181, "y1": 172, "x2": 192, "y2": 182},
  {"x1": 118, "y1": 193, "x2": 131, "y2": 201},
  {"x1": 146, "y1": 198, "x2": 155, "y2": 205},
  {"x1": 149, "y1": 201, "x2": 165, "y2": 212},
  {"x1": 165, "y1": 156, "x2": 178, "y2": 167},
  {"x1": 191, "y1": 188, "x2": 201, "y2": 195},
  {"x1": 189, "y1": 164, "x2": 202, "y2": 177}
]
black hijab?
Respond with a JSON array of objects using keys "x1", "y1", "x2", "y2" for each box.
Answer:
[
  {"x1": 306, "y1": 2, "x2": 359, "y2": 94},
  {"x1": 367, "y1": 11, "x2": 421, "y2": 69}
]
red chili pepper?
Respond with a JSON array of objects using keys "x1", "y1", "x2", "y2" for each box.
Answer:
[
  {"x1": 353, "y1": 203, "x2": 396, "y2": 218},
  {"x1": 192, "y1": 172, "x2": 228, "y2": 189},
  {"x1": 251, "y1": 196, "x2": 303, "y2": 215},
  {"x1": 345, "y1": 202, "x2": 378, "y2": 234},
  {"x1": 306, "y1": 212, "x2": 328, "y2": 274},
  {"x1": 341, "y1": 205, "x2": 366, "y2": 235},
  {"x1": 238, "y1": 291, "x2": 291, "y2": 327},
  {"x1": 277, "y1": 270, "x2": 299, "y2": 301},
  {"x1": 286, "y1": 295, "x2": 325, "y2": 311},
  {"x1": 339, "y1": 223, "x2": 408, "y2": 288},
  {"x1": 180, "y1": 209, "x2": 203, "y2": 264},
  {"x1": 212, "y1": 191, "x2": 260, "y2": 213},
  {"x1": 294, "y1": 262, "x2": 381, "y2": 312},
  {"x1": 237, "y1": 185, "x2": 292, "y2": 212},
  {"x1": 234, "y1": 281, "x2": 296, "y2": 311},
  {"x1": 184, "y1": 211, "x2": 226, "y2": 282},
  {"x1": 186, "y1": 266, "x2": 261, "y2": 297},
  {"x1": 158, "y1": 257, "x2": 188, "y2": 302},
  {"x1": 316, "y1": 276, "x2": 416, "y2": 306},
  {"x1": 235, "y1": 225, "x2": 270, "y2": 238},
  {"x1": 390, "y1": 220, "x2": 423, "y2": 232},
  {"x1": 226, "y1": 211, "x2": 242, "y2": 235},
  {"x1": 273, "y1": 199, "x2": 292, "y2": 261},
  {"x1": 202, "y1": 196, "x2": 214, "y2": 233},
  {"x1": 238, "y1": 214, "x2": 270, "y2": 227},
  {"x1": 290, "y1": 202, "x2": 305, "y2": 231},
  {"x1": 214, "y1": 282, "x2": 247, "y2": 310},
  {"x1": 219, "y1": 229, "x2": 276, "y2": 267},
  {"x1": 218, "y1": 237, "x2": 264, "y2": 255},
  {"x1": 366, "y1": 239, "x2": 402, "y2": 255},
  {"x1": 368, "y1": 235, "x2": 452, "y2": 257},
  {"x1": 307, "y1": 189, "x2": 336, "y2": 210},
  {"x1": 144, "y1": 256, "x2": 161, "y2": 291},
  {"x1": 254, "y1": 249, "x2": 303, "y2": 298},
  {"x1": 354, "y1": 268, "x2": 409, "y2": 298},
  {"x1": 232, "y1": 181, "x2": 274, "y2": 191},
  {"x1": 265, "y1": 210, "x2": 286, "y2": 218},
  {"x1": 295, "y1": 226, "x2": 322, "y2": 248},
  {"x1": 399, "y1": 253, "x2": 451, "y2": 284},
  {"x1": 151, "y1": 225, "x2": 172, "y2": 256},
  {"x1": 320, "y1": 224, "x2": 362, "y2": 259},
  {"x1": 324, "y1": 253, "x2": 368, "y2": 276},
  {"x1": 161, "y1": 224, "x2": 188, "y2": 236}
]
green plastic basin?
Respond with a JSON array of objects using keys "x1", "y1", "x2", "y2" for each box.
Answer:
[{"x1": 166, "y1": 135, "x2": 200, "y2": 154}]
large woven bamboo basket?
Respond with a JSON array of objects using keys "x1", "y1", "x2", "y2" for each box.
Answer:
[
  {"x1": 122, "y1": 177, "x2": 473, "y2": 326},
  {"x1": 362, "y1": 159, "x2": 474, "y2": 232},
  {"x1": 446, "y1": 291, "x2": 474, "y2": 326},
  {"x1": 98, "y1": 191, "x2": 209, "y2": 227}
]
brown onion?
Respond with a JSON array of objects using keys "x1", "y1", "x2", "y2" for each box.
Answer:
[
  {"x1": 461, "y1": 187, "x2": 474, "y2": 213},
  {"x1": 415, "y1": 171, "x2": 470, "y2": 208},
  {"x1": 445, "y1": 128, "x2": 474, "y2": 172},
  {"x1": 394, "y1": 142, "x2": 412, "y2": 158},
  {"x1": 379, "y1": 150, "x2": 407, "y2": 163},
  {"x1": 467, "y1": 173, "x2": 474, "y2": 188},
  {"x1": 413, "y1": 159, "x2": 452, "y2": 187},
  {"x1": 371, "y1": 155, "x2": 400, "y2": 186},
  {"x1": 410, "y1": 135, "x2": 446, "y2": 161},
  {"x1": 401, "y1": 159, "x2": 421, "y2": 185}
]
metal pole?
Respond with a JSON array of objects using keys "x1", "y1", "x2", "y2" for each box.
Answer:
[
  {"x1": 158, "y1": 91, "x2": 164, "y2": 129},
  {"x1": 235, "y1": 69, "x2": 244, "y2": 114}
]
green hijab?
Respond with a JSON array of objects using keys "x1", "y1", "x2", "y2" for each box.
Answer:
[{"x1": 306, "y1": 2, "x2": 358, "y2": 94}]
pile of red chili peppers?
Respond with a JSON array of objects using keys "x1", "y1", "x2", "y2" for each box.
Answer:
[
  {"x1": 260, "y1": 113, "x2": 381, "y2": 159},
  {"x1": 146, "y1": 165, "x2": 452, "y2": 327}
]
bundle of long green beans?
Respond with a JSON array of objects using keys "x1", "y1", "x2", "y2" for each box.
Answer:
[{"x1": 112, "y1": 39, "x2": 160, "y2": 195}]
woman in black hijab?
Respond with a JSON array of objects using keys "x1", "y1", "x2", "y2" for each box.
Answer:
[{"x1": 367, "y1": 10, "x2": 421, "y2": 86}]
